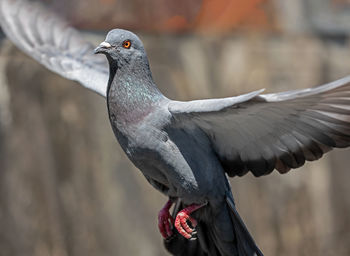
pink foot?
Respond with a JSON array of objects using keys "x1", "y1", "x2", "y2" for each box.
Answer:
[
  {"x1": 158, "y1": 200, "x2": 174, "y2": 239},
  {"x1": 174, "y1": 203, "x2": 206, "y2": 239}
]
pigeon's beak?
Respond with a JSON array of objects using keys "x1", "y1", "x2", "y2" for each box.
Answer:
[{"x1": 94, "y1": 41, "x2": 112, "y2": 54}]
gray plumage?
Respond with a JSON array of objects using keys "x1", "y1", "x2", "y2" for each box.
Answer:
[
  {"x1": 2, "y1": 0, "x2": 350, "y2": 255},
  {"x1": 0, "y1": 0, "x2": 109, "y2": 96}
]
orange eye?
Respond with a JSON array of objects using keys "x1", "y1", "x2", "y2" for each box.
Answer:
[{"x1": 122, "y1": 40, "x2": 131, "y2": 49}]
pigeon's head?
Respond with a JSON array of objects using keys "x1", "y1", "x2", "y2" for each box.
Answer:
[{"x1": 94, "y1": 29, "x2": 147, "y2": 66}]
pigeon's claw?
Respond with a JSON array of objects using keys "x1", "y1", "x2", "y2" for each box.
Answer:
[
  {"x1": 158, "y1": 200, "x2": 174, "y2": 239},
  {"x1": 175, "y1": 211, "x2": 197, "y2": 239},
  {"x1": 158, "y1": 209, "x2": 174, "y2": 238},
  {"x1": 174, "y1": 203, "x2": 206, "y2": 239}
]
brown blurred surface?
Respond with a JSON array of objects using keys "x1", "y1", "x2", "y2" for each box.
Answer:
[
  {"x1": 47, "y1": 0, "x2": 273, "y2": 32},
  {"x1": 1, "y1": 0, "x2": 350, "y2": 256}
]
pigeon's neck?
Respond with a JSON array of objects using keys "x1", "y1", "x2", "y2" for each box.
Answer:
[{"x1": 107, "y1": 57, "x2": 165, "y2": 124}]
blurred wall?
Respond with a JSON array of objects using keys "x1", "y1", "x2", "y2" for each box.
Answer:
[{"x1": 0, "y1": 0, "x2": 350, "y2": 255}]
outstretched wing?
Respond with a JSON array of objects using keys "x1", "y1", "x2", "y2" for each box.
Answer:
[
  {"x1": 0, "y1": 0, "x2": 108, "y2": 97},
  {"x1": 169, "y1": 76, "x2": 350, "y2": 177}
]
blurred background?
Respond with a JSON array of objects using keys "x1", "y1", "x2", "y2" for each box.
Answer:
[{"x1": 0, "y1": 0, "x2": 350, "y2": 255}]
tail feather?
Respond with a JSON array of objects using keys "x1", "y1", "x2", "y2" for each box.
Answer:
[
  {"x1": 164, "y1": 197, "x2": 264, "y2": 256},
  {"x1": 226, "y1": 195, "x2": 264, "y2": 256}
]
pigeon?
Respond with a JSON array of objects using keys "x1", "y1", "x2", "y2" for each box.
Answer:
[{"x1": 1, "y1": 0, "x2": 350, "y2": 255}]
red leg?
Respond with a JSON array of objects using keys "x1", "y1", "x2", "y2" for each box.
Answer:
[
  {"x1": 175, "y1": 203, "x2": 206, "y2": 239},
  {"x1": 158, "y1": 199, "x2": 174, "y2": 239}
]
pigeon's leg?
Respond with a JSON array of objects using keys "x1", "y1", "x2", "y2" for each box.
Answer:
[
  {"x1": 175, "y1": 203, "x2": 206, "y2": 239},
  {"x1": 158, "y1": 199, "x2": 175, "y2": 239}
]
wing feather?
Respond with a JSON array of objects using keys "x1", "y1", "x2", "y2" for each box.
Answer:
[
  {"x1": 0, "y1": 0, "x2": 108, "y2": 97},
  {"x1": 168, "y1": 76, "x2": 350, "y2": 177}
]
